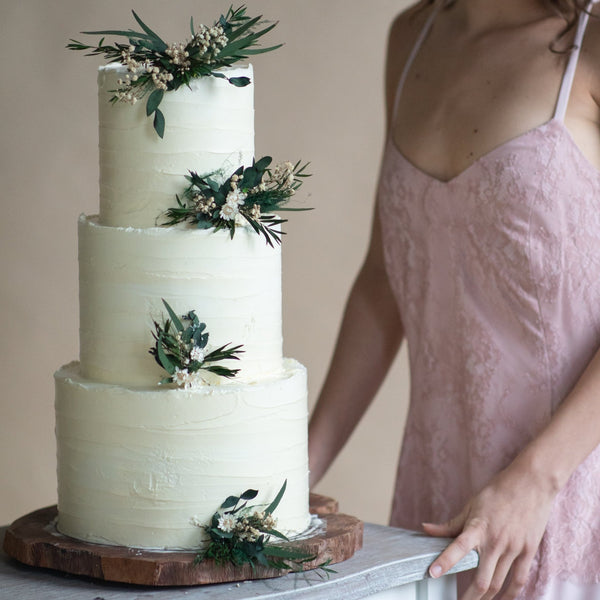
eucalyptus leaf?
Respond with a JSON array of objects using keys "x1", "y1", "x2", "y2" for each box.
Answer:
[
  {"x1": 228, "y1": 76, "x2": 251, "y2": 87},
  {"x1": 254, "y1": 156, "x2": 272, "y2": 171},
  {"x1": 264, "y1": 545, "x2": 313, "y2": 560},
  {"x1": 146, "y1": 88, "x2": 164, "y2": 116},
  {"x1": 157, "y1": 337, "x2": 175, "y2": 375},
  {"x1": 265, "y1": 480, "x2": 287, "y2": 515},
  {"x1": 256, "y1": 552, "x2": 269, "y2": 567},
  {"x1": 240, "y1": 489, "x2": 259, "y2": 501},
  {"x1": 242, "y1": 44, "x2": 284, "y2": 55},
  {"x1": 162, "y1": 299, "x2": 184, "y2": 332},
  {"x1": 153, "y1": 108, "x2": 165, "y2": 138},
  {"x1": 131, "y1": 10, "x2": 167, "y2": 47},
  {"x1": 224, "y1": 14, "x2": 261, "y2": 42},
  {"x1": 81, "y1": 28, "x2": 155, "y2": 41},
  {"x1": 221, "y1": 495, "x2": 239, "y2": 510}
]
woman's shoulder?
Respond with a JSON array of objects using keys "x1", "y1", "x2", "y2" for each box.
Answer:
[
  {"x1": 582, "y1": 13, "x2": 600, "y2": 107},
  {"x1": 384, "y1": 1, "x2": 433, "y2": 118},
  {"x1": 387, "y1": 1, "x2": 431, "y2": 53}
]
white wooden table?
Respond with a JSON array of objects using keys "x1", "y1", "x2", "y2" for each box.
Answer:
[{"x1": 0, "y1": 523, "x2": 478, "y2": 600}]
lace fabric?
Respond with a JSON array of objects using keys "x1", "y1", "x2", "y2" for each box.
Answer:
[{"x1": 378, "y1": 10, "x2": 600, "y2": 592}]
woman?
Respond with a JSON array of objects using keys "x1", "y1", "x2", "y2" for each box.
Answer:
[{"x1": 308, "y1": 1, "x2": 600, "y2": 598}]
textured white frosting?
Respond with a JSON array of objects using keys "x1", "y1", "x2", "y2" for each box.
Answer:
[
  {"x1": 98, "y1": 64, "x2": 254, "y2": 228},
  {"x1": 55, "y1": 361, "x2": 310, "y2": 550},
  {"x1": 78, "y1": 215, "x2": 283, "y2": 387}
]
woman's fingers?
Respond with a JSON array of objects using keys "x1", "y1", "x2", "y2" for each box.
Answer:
[
  {"x1": 461, "y1": 551, "x2": 515, "y2": 600},
  {"x1": 428, "y1": 519, "x2": 482, "y2": 578},
  {"x1": 460, "y1": 546, "x2": 504, "y2": 600},
  {"x1": 499, "y1": 552, "x2": 536, "y2": 600},
  {"x1": 481, "y1": 552, "x2": 515, "y2": 600},
  {"x1": 422, "y1": 507, "x2": 468, "y2": 538}
]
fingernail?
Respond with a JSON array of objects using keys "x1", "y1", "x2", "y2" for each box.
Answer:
[{"x1": 430, "y1": 564, "x2": 442, "y2": 578}]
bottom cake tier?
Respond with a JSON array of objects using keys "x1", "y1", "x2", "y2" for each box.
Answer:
[{"x1": 54, "y1": 359, "x2": 310, "y2": 550}]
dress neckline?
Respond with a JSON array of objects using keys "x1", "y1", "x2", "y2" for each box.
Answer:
[{"x1": 387, "y1": 118, "x2": 600, "y2": 185}]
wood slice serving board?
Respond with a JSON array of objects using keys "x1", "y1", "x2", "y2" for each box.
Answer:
[{"x1": 3, "y1": 494, "x2": 362, "y2": 586}]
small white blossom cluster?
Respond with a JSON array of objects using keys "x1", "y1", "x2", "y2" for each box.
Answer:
[
  {"x1": 213, "y1": 510, "x2": 278, "y2": 543},
  {"x1": 193, "y1": 194, "x2": 216, "y2": 215},
  {"x1": 272, "y1": 161, "x2": 296, "y2": 190},
  {"x1": 113, "y1": 46, "x2": 143, "y2": 104},
  {"x1": 121, "y1": 46, "x2": 142, "y2": 74},
  {"x1": 192, "y1": 24, "x2": 228, "y2": 63},
  {"x1": 114, "y1": 89, "x2": 139, "y2": 105},
  {"x1": 220, "y1": 175, "x2": 248, "y2": 221},
  {"x1": 148, "y1": 65, "x2": 175, "y2": 91},
  {"x1": 189, "y1": 514, "x2": 204, "y2": 528},
  {"x1": 165, "y1": 42, "x2": 191, "y2": 71},
  {"x1": 190, "y1": 346, "x2": 205, "y2": 363},
  {"x1": 249, "y1": 204, "x2": 261, "y2": 220},
  {"x1": 172, "y1": 366, "x2": 203, "y2": 389},
  {"x1": 250, "y1": 161, "x2": 296, "y2": 195}
]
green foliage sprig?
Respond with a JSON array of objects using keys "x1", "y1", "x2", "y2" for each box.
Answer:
[
  {"x1": 149, "y1": 299, "x2": 243, "y2": 387},
  {"x1": 161, "y1": 156, "x2": 311, "y2": 247},
  {"x1": 194, "y1": 481, "x2": 332, "y2": 574},
  {"x1": 67, "y1": 6, "x2": 281, "y2": 137}
]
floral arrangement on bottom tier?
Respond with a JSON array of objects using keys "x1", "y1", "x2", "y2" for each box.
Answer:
[{"x1": 192, "y1": 481, "x2": 333, "y2": 575}]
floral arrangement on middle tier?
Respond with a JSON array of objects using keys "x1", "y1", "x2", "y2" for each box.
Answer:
[{"x1": 160, "y1": 156, "x2": 311, "y2": 246}]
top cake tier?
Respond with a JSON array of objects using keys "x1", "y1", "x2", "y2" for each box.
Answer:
[{"x1": 98, "y1": 64, "x2": 255, "y2": 228}]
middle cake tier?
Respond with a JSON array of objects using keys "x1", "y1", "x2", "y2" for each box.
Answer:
[{"x1": 79, "y1": 215, "x2": 283, "y2": 387}]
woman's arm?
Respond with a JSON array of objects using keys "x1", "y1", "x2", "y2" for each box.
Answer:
[
  {"x1": 307, "y1": 9, "x2": 425, "y2": 488},
  {"x1": 308, "y1": 207, "x2": 404, "y2": 487}
]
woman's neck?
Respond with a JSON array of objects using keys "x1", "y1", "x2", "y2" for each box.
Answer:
[{"x1": 444, "y1": 0, "x2": 553, "y2": 33}]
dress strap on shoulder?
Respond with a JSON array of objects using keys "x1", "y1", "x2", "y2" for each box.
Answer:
[
  {"x1": 392, "y1": 1, "x2": 444, "y2": 122},
  {"x1": 554, "y1": 0, "x2": 596, "y2": 122}
]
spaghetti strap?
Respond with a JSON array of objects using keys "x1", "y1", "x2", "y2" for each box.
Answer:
[
  {"x1": 391, "y1": 1, "x2": 444, "y2": 123},
  {"x1": 554, "y1": 0, "x2": 596, "y2": 122}
]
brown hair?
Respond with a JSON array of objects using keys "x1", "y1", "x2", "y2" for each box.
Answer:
[{"x1": 543, "y1": 0, "x2": 596, "y2": 49}]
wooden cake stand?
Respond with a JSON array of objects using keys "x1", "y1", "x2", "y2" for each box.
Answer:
[{"x1": 2, "y1": 493, "x2": 363, "y2": 586}]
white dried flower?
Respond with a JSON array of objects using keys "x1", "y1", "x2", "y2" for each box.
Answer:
[
  {"x1": 220, "y1": 202, "x2": 238, "y2": 221},
  {"x1": 217, "y1": 514, "x2": 237, "y2": 533},
  {"x1": 190, "y1": 514, "x2": 204, "y2": 527},
  {"x1": 190, "y1": 346, "x2": 205, "y2": 363},
  {"x1": 173, "y1": 367, "x2": 190, "y2": 387},
  {"x1": 172, "y1": 367, "x2": 201, "y2": 389},
  {"x1": 226, "y1": 189, "x2": 247, "y2": 207},
  {"x1": 263, "y1": 514, "x2": 277, "y2": 529},
  {"x1": 249, "y1": 204, "x2": 261, "y2": 220}
]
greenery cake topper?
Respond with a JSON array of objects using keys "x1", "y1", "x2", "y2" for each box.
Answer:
[
  {"x1": 67, "y1": 6, "x2": 281, "y2": 137},
  {"x1": 193, "y1": 481, "x2": 334, "y2": 576},
  {"x1": 161, "y1": 156, "x2": 311, "y2": 246},
  {"x1": 150, "y1": 299, "x2": 244, "y2": 388}
]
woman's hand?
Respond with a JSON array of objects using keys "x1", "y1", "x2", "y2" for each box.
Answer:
[{"x1": 423, "y1": 460, "x2": 558, "y2": 600}]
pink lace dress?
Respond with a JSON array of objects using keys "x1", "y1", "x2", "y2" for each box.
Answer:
[{"x1": 378, "y1": 3, "x2": 600, "y2": 598}]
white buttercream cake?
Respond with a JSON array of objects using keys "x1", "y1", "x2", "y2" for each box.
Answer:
[{"x1": 54, "y1": 62, "x2": 311, "y2": 550}]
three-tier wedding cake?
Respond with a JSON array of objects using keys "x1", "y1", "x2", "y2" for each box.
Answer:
[{"x1": 55, "y1": 9, "x2": 311, "y2": 551}]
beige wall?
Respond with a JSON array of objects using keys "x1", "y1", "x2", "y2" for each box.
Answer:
[{"x1": 0, "y1": 0, "x2": 411, "y2": 527}]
